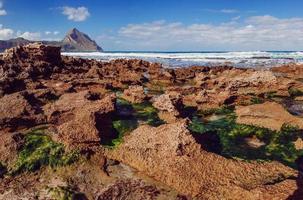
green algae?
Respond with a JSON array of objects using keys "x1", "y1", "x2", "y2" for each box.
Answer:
[
  {"x1": 189, "y1": 107, "x2": 303, "y2": 168},
  {"x1": 250, "y1": 96, "x2": 265, "y2": 104},
  {"x1": 289, "y1": 87, "x2": 303, "y2": 97},
  {"x1": 104, "y1": 98, "x2": 164, "y2": 148},
  {"x1": 11, "y1": 128, "x2": 79, "y2": 175}
]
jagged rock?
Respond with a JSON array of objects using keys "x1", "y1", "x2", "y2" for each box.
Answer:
[
  {"x1": 0, "y1": 92, "x2": 45, "y2": 130},
  {"x1": 105, "y1": 120, "x2": 297, "y2": 198},
  {"x1": 122, "y1": 85, "x2": 147, "y2": 104},
  {"x1": 152, "y1": 92, "x2": 184, "y2": 123},
  {"x1": 56, "y1": 94, "x2": 116, "y2": 149},
  {"x1": 184, "y1": 89, "x2": 236, "y2": 109},
  {"x1": 228, "y1": 70, "x2": 277, "y2": 88},
  {"x1": 2, "y1": 43, "x2": 61, "y2": 65},
  {"x1": 236, "y1": 102, "x2": 303, "y2": 131}
]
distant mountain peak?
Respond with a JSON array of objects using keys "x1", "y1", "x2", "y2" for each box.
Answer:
[
  {"x1": 0, "y1": 28, "x2": 103, "y2": 52},
  {"x1": 62, "y1": 28, "x2": 103, "y2": 52}
]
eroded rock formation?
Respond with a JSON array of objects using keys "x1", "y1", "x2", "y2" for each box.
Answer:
[{"x1": 0, "y1": 43, "x2": 303, "y2": 199}]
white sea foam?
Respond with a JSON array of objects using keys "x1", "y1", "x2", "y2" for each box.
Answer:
[{"x1": 61, "y1": 51, "x2": 303, "y2": 68}]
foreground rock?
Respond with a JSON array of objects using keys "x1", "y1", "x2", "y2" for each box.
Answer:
[
  {"x1": 236, "y1": 102, "x2": 303, "y2": 131},
  {"x1": 1, "y1": 43, "x2": 303, "y2": 199},
  {"x1": 43, "y1": 91, "x2": 116, "y2": 149},
  {"x1": 105, "y1": 120, "x2": 297, "y2": 198}
]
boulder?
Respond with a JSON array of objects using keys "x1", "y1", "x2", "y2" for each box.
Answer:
[
  {"x1": 152, "y1": 92, "x2": 184, "y2": 122},
  {"x1": 236, "y1": 102, "x2": 303, "y2": 131},
  {"x1": 122, "y1": 85, "x2": 147, "y2": 104},
  {"x1": 105, "y1": 120, "x2": 297, "y2": 198},
  {"x1": 43, "y1": 90, "x2": 98, "y2": 124},
  {"x1": 185, "y1": 89, "x2": 236, "y2": 109},
  {"x1": 56, "y1": 94, "x2": 116, "y2": 149}
]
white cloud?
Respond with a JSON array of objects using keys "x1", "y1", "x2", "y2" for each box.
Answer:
[
  {"x1": 203, "y1": 8, "x2": 239, "y2": 14},
  {"x1": 0, "y1": 2, "x2": 7, "y2": 16},
  {"x1": 62, "y1": 6, "x2": 90, "y2": 22},
  {"x1": 53, "y1": 31, "x2": 60, "y2": 35},
  {"x1": 0, "y1": 24, "x2": 14, "y2": 40},
  {"x1": 17, "y1": 32, "x2": 41, "y2": 40},
  {"x1": 45, "y1": 31, "x2": 51, "y2": 35},
  {"x1": 108, "y1": 15, "x2": 303, "y2": 51},
  {"x1": 220, "y1": 9, "x2": 238, "y2": 14}
]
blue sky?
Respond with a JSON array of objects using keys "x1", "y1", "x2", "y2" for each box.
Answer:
[{"x1": 1, "y1": 0, "x2": 303, "y2": 51}]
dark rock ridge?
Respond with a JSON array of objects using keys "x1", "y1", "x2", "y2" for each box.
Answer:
[{"x1": 0, "y1": 28, "x2": 103, "y2": 52}]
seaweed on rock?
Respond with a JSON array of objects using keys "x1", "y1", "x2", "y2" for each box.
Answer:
[
  {"x1": 103, "y1": 98, "x2": 164, "y2": 148},
  {"x1": 189, "y1": 107, "x2": 303, "y2": 168},
  {"x1": 10, "y1": 128, "x2": 79, "y2": 175}
]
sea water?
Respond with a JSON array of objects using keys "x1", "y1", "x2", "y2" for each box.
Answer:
[{"x1": 62, "y1": 51, "x2": 303, "y2": 68}]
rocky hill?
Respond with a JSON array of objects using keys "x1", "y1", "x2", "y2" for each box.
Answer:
[
  {"x1": 61, "y1": 28, "x2": 103, "y2": 52},
  {"x1": 0, "y1": 28, "x2": 103, "y2": 52}
]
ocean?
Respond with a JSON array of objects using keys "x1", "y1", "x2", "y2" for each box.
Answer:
[{"x1": 62, "y1": 51, "x2": 303, "y2": 68}]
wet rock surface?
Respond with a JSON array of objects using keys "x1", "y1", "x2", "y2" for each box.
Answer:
[
  {"x1": 236, "y1": 101, "x2": 303, "y2": 131},
  {"x1": 1, "y1": 44, "x2": 303, "y2": 199}
]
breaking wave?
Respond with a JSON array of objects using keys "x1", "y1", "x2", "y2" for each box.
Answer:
[{"x1": 62, "y1": 51, "x2": 303, "y2": 68}]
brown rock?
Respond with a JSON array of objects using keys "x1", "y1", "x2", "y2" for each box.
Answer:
[
  {"x1": 2, "y1": 42, "x2": 61, "y2": 65},
  {"x1": 294, "y1": 138, "x2": 303, "y2": 150},
  {"x1": 43, "y1": 90, "x2": 96, "y2": 124},
  {"x1": 0, "y1": 131, "x2": 24, "y2": 167},
  {"x1": 122, "y1": 85, "x2": 147, "y2": 104},
  {"x1": 152, "y1": 92, "x2": 183, "y2": 122},
  {"x1": 105, "y1": 120, "x2": 297, "y2": 198},
  {"x1": 236, "y1": 102, "x2": 303, "y2": 131},
  {"x1": 228, "y1": 70, "x2": 277, "y2": 88},
  {"x1": 183, "y1": 89, "x2": 236, "y2": 110},
  {"x1": 0, "y1": 92, "x2": 45, "y2": 130},
  {"x1": 295, "y1": 96, "x2": 303, "y2": 101},
  {"x1": 271, "y1": 63, "x2": 303, "y2": 79},
  {"x1": 57, "y1": 94, "x2": 116, "y2": 149}
]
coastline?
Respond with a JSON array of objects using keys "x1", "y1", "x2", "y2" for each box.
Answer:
[
  {"x1": 1, "y1": 43, "x2": 303, "y2": 199},
  {"x1": 61, "y1": 50, "x2": 303, "y2": 68}
]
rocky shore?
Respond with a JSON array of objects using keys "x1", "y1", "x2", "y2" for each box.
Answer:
[{"x1": 0, "y1": 43, "x2": 303, "y2": 199}]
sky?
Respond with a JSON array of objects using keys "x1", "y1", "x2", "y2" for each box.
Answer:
[{"x1": 0, "y1": 0, "x2": 303, "y2": 51}]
